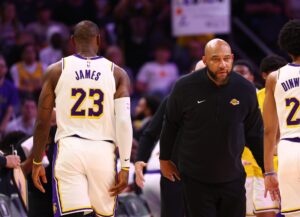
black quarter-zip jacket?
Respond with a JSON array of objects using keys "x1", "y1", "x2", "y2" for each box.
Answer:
[{"x1": 160, "y1": 68, "x2": 264, "y2": 183}]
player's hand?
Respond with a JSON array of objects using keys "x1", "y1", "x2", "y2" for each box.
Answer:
[
  {"x1": 5, "y1": 155, "x2": 21, "y2": 168},
  {"x1": 135, "y1": 161, "x2": 147, "y2": 188},
  {"x1": 32, "y1": 164, "x2": 47, "y2": 193},
  {"x1": 264, "y1": 173, "x2": 280, "y2": 201},
  {"x1": 160, "y1": 160, "x2": 181, "y2": 182},
  {"x1": 109, "y1": 169, "x2": 129, "y2": 196}
]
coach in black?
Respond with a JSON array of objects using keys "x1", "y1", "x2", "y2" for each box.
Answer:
[{"x1": 160, "y1": 38, "x2": 264, "y2": 217}]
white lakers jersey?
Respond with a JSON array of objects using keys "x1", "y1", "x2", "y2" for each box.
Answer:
[
  {"x1": 274, "y1": 63, "x2": 300, "y2": 139},
  {"x1": 55, "y1": 54, "x2": 116, "y2": 142}
]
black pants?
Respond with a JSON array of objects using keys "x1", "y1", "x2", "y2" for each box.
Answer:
[
  {"x1": 160, "y1": 176, "x2": 186, "y2": 217},
  {"x1": 182, "y1": 174, "x2": 246, "y2": 217}
]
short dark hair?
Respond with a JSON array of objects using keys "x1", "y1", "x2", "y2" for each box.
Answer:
[
  {"x1": 278, "y1": 19, "x2": 300, "y2": 57},
  {"x1": 73, "y1": 20, "x2": 100, "y2": 43},
  {"x1": 259, "y1": 55, "x2": 287, "y2": 74},
  {"x1": 233, "y1": 59, "x2": 254, "y2": 75}
]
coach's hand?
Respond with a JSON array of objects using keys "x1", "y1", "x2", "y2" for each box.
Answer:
[
  {"x1": 109, "y1": 169, "x2": 129, "y2": 196},
  {"x1": 32, "y1": 164, "x2": 47, "y2": 193},
  {"x1": 160, "y1": 160, "x2": 181, "y2": 182},
  {"x1": 135, "y1": 161, "x2": 147, "y2": 188}
]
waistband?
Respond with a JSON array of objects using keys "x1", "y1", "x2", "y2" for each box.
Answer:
[
  {"x1": 145, "y1": 169, "x2": 161, "y2": 174},
  {"x1": 69, "y1": 134, "x2": 114, "y2": 144},
  {"x1": 281, "y1": 137, "x2": 300, "y2": 143}
]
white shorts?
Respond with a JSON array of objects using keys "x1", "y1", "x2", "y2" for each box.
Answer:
[
  {"x1": 278, "y1": 139, "x2": 300, "y2": 216},
  {"x1": 245, "y1": 176, "x2": 279, "y2": 216},
  {"x1": 52, "y1": 137, "x2": 117, "y2": 217}
]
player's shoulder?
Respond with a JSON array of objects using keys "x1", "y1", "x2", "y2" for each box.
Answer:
[
  {"x1": 43, "y1": 60, "x2": 62, "y2": 86},
  {"x1": 47, "y1": 61, "x2": 62, "y2": 74},
  {"x1": 266, "y1": 70, "x2": 278, "y2": 86}
]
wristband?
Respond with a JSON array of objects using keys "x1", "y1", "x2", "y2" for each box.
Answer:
[
  {"x1": 121, "y1": 167, "x2": 130, "y2": 171},
  {"x1": 264, "y1": 171, "x2": 276, "y2": 176},
  {"x1": 33, "y1": 159, "x2": 43, "y2": 165}
]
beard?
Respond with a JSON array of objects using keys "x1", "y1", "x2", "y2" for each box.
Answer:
[{"x1": 207, "y1": 66, "x2": 230, "y2": 85}]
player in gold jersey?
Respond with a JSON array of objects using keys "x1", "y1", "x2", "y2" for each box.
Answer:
[{"x1": 241, "y1": 55, "x2": 287, "y2": 217}]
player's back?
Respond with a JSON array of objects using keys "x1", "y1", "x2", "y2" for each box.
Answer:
[
  {"x1": 275, "y1": 63, "x2": 300, "y2": 139},
  {"x1": 54, "y1": 54, "x2": 116, "y2": 142}
]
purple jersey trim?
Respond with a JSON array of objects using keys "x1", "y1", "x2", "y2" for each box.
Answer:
[
  {"x1": 73, "y1": 54, "x2": 102, "y2": 60},
  {"x1": 288, "y1": 63, "x2": 300, "y2": 67},
  {"x1": 145, "y1": 169, "x2": 161, "y2": 174},
  {"x1": 281, "y1": 137, "x2": 300, "y2": 143}
]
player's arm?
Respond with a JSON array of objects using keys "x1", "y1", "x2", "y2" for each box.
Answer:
[
  {"x1": 244, "y1": 87, "x2": 264, "y2": 171},
  {"x1": 32, "y1": 62, "x2": 61, "y2": 193},
  {"x1": 33, "y1": 62, "x2": 60, "y2": 163},
  {"x1": 263, "y1": 72, "x2": 278, "y2": 173},
  {"x1": 263, "y1": 71, "x2": 280, "y2": 200},
  {"x1": 110, "y1": 64, "x2": 133, "y2": 196}
]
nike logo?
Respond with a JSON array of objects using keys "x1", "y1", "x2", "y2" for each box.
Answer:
[
  {"x1": 124, "y1": 158, "x2": 129, "y2": 161},
  {"x1": 197, "y1": 100, "x2": 206, "y2": 104}
]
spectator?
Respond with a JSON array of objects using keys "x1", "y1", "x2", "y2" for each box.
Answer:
[
  {"x1": 39, "y1": 31, "x2": 64, "y2": 66},
  {"x1": 133, "y1": 95, "x2": 160, "y2": 141},
  {"x1": 10, "y1": 43, "x2": 47, "y2": 97},
  {"x1": 26, "y1": 5, "x2": 69, "y2": 48},
  {"x1": 5, "y1": 30, "x2": 35, "y2": 68},
  {"x1": 105, "y1": 45, "x2": 134, "y2": 89},
  {"x1": 233, "y1": 59, "x2": 262, "y2": 89},
  {"x1": 114, "y1": 1, "x2": 153, "y2": 74},
  {"x1": 0, "y1": 1, "x2": 23, "y2": 54},
  {"x1": 136, "y1": 43, "x2": 179, "y2": 98},
  {"x1": 0, "y1": 55, "x2": 19, "y2": 139},
  {"x1": 5, "y1": 96, "x2": 37, "y2": 136}
]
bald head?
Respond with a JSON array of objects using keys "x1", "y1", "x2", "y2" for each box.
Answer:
[
  {"x1": 202, "y1": 38, "x2": 234, "y2": 86},
  {"x1": 204, "y1": 39, "x2": 231, "y2": 56},
  {"x1": 73, "y1": 20, "x2": 100, "y2": 44}
]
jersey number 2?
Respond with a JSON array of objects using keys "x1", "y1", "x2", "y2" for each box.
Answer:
[
  {"x1": 71, "y1": 88, "x2": 104, "y2": 118},
  {"x1": 286, "y1": 97, "x2": 300, "y2": 127}
]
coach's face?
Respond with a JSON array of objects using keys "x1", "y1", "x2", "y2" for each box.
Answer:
[{"x1": 203, "y1": 39, "x2": 234, "y2": 85}]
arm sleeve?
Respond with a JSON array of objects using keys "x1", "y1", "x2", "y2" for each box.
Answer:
[
  {"x1": 115, "y1": 97, "x2": 133, "y2": 169},
  {"x1": 136, "y1": 97, "x2": 168, "y2": 162},
  {"x1": 159, "y1": 83, "x2": 183, "y2": 160},
  {"x1": 244, "y1": 88, "x2": 264, "y2": 172}
]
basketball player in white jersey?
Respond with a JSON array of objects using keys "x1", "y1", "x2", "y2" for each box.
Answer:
[
  {"x1": 31, "y1": 20, "x2": 133, "y2": 217},
  {"x1": 264, "y1": 19, "x2": 300, "y2": 217}
]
